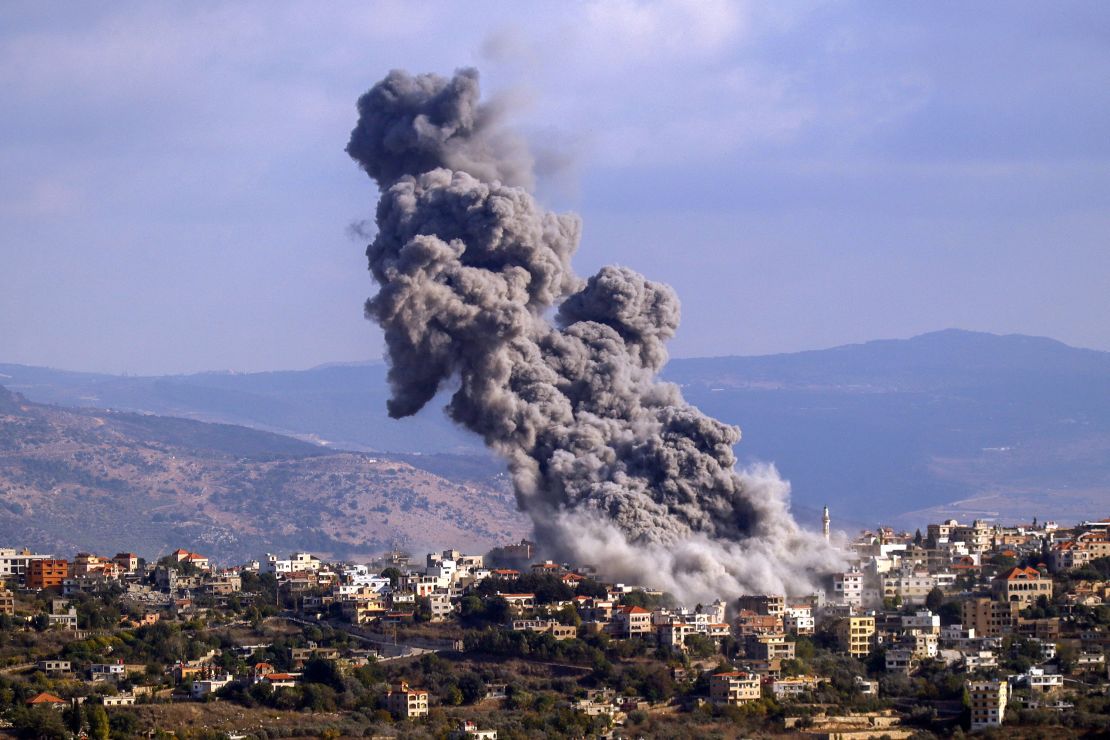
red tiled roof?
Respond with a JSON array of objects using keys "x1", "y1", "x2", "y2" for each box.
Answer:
[
  {"x1": 27, "y1": 692, "x2": 66, "y2": 705},
  {"x1": 618, "y1": 605, "x2": 650, "y2": 614}
]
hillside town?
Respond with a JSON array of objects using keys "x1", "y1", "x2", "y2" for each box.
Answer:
[{"x1": 0, "y1": 511, "x2": 1108, "y2": 738}]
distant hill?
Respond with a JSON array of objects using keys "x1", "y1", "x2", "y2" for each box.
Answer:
[
  {"x1": 665, "y1": 330, "x2": 1110, "y2": 527},
  {"x1": 3, "y1": 329, "x2": 1108, "y2": 528},
  {"x1": 0, "y1": 363, "x2": 480, "y2": 454},
  {"x1": 0, "y1": 386, "x2": 526, "y2": 562}
]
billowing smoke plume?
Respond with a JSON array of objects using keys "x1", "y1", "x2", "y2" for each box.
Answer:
[{"x1": 348, "y1": 69, "x2": 844, "y2": 602}]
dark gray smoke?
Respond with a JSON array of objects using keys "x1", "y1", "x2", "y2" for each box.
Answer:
[{"x1": 348, "y1": 69, "x2": 844, "y2": 601}]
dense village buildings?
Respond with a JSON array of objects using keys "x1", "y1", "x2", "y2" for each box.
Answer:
[{"x1": 0, "y1": 512, "x2": 1106, "y2": 734}]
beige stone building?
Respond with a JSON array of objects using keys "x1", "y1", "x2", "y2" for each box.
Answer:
[
  {"x1": 387, "y1": 680, "x2": 429, "y2": 719},
  {"x1": 709, "y1": 671, "x2": 761, "y2": 706},
  {"x1": 962, "y1": 597, "x2": 1021, "y2": 637},
  {"x1": 967, "y1": 679, "x2": 1008, "y2": 729},
  {"x1": 992, "y1": 567, "x2": 1052, "y2": 607},
  {"x1": 0, "y1": 588, "x2": 14, "y2": 615}
]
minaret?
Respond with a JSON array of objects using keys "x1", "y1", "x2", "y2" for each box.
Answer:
[{"x1": 822, "y1": 505, "x2": 830, "y2": 542}]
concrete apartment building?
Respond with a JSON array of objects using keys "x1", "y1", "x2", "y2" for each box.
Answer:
[
  {"x1": 953, "y1": 520, "x2": 995, "y2": 553},
  {"x1": 928, "y1": 518, "x2": 994, "y2": 552},
  {"x1": 27, "y1": 559, "x2": 70, "y2": 589},
  {"x1": 882, "y1": 572, "x2": 936, "y2": 606},
  {"x1": 0, "y1": 588, "x2": 14, "y2": 615},
  {"x1": 72, "y1": 553, "x2": 107, "y2": 577},
  {"x1": 113, "y1": 553, "x2": 140, "y2": 573},
  {"x1": 709, "y1": 671, "x2": 761, "y2": 706},
  {"x1": 962, "y1": 598, "x2": 1021, "y2": 637},
  {"x1": 967, "y1": 679, "x2": 1008, "y2": 729},
  {"x1": 832, "y1": 570, "x2": 864, "y2": 607},
  {"x1": 746, "y1": 632, "x2": 796, "y2": 662},
  {"x1": 783, "y1": 605, "x2": 815, "y2": 635},
  {"x1": 387, "y1": 680, "x2": 429, "y2": 719},
  {"x1": 0, "y1": 548, "x2": 49, "y2": 585},
  {"x1": 836, "y1": 615, "x2": 876, "y2": 658},
  {"x1": 901, "y1": 610, "x2": 941, "y2": 634},
  {"x1": 512, "y1": 619, "x2": 577, "y2": 640},
  {"x1": 736, "y1": 594, "x2": 784, "y2": 617}
]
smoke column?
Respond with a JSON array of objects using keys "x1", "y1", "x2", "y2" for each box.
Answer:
[{"x1": 347, "y1": 68, "x2": 844, "y2": 602}]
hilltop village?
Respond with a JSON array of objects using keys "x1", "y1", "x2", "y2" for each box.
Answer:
[{"x1": 0, "y1": 514, "x2": 1108, "y2": 738}]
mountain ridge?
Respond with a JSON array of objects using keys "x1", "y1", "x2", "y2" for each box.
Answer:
[
  {"x1": 3, "y1": 328, "x2": 1108, "y2": 527},
  {"x1": 0, "y1": 385, "x2": 527, "y2": 562}
]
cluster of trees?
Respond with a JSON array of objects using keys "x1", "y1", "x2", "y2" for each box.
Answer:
[
  {"x1": 464, "y1": 628, "x2": 605, "y2": 667},
  {"x1": 62, "y1": 620, "x2": 217, "y2": 670},
  {"x1": 472, "y1": 573, "x2": 607, "y2": 604},
  {"x1": 0, "y1": 675, "x2": 140, "y2": 740}
]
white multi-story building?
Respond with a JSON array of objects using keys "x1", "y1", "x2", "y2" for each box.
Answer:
[
  {"x1": 901, "y1": 610, "x2": 940, "y2": 634},
  {"x1": 265, "y1": 552, "x2": 322, "y2": 574},
  {"x1": 963, "y1": 651, "x2": 998, "y2": 671},
  {"x1": 699, "y1": 600, "x2": 727, "y2": 624},
  {"x1": 1023, "y1": 667, "x2": 1063, "y2": 694},
  {"x1": 953, "y1": 520, "x2": 995, "y2": 553},
  {"x1": 967, "y1": 680, "x2": 1008, "y2": 729},
  {"x1": 0, "y1": 548, "x2": 50, "y2": 584},
  {"x1": 783, "y1": 605, "x2": 815, "y2": 635},
  {"x1": 832, "y1": 570, "x2": 864, "y2": 607},
  {"x1": 910, "y1": 631, "x2": 938, "y2": 659},
  {"x1": 426, "y1": 559, "x2": 457, "y2": 584},
  {"x1": 191, "y1": 674, "x2": 234, "y2": 699},
  {"x1": 428, "y1": 592, "x2": 455, "y2": 621}
]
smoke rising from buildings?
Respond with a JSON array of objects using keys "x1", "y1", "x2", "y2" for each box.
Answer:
[{"x1": 347, "y1": 68, "x2": 844, "y2": 602}]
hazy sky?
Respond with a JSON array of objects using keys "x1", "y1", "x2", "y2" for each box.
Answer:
[{"x1": 2, "y1": 1, "x2": 1108, "y2": 375}]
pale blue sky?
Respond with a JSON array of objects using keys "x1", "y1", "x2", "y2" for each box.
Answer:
[{"x1": 2, "y1": 1, "x2": 1108, "y2": 374}]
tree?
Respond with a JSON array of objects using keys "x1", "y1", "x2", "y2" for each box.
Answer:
[
  {"x1": 62, "y1": 703, "x2": 84, "y2": 734},
  {"x1": 914, "y1": 529, "x2": 923, "y2": 547},
  {"x1": 456, "y1": 672, "x2": 486, "y2": 704},
  {"x1": 109, "y1": 711, "x2": 140, "y2": 738},
  {"x1": 484, "y1": 596, "x2": 510, "y2": 625},
  {"x1": 577, "y1": 579, "x2": 610, "y2": 599},
  {"x1": 380, "y1": 568, "x2": 403, "y2": 588},
  {"x1": 443, "y1": 684, "x2": 463, "y2": 706},
  {"x1": 302, "y1": 658, "x2": 344, "y2": 691},
  {"x1": 684, "y1": 634, "x2": 717, "y2": 659},
  {"x1": 938, "y1": 600, "x2": 963, "y2": 626},
  {"x1": 556, "y1": 603, "x2": 582, "y2": 627},
  {"x1": 414, "y1": 596, "x2": 432, "y2": 622},
  {"x1": 13, "y1": 707, "x2": 69, "y2": 740},
  {"x1": 87, "y1": 704, "x2": 110, "y2": 740},
  {"x1": 926, "y1": 587, "x2": 945, "y2": 612}
]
